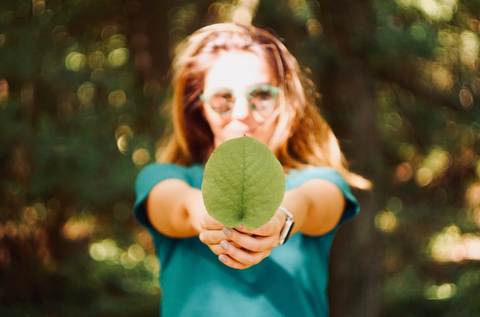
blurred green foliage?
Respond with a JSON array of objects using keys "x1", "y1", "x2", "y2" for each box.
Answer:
[{"x1": 0, "y1": 0, "x2": 480, "y2": 316}]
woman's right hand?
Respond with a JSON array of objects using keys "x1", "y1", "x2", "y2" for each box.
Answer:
[{"x1": 199, "y1": 212, "x2": 284, "y2": 269}]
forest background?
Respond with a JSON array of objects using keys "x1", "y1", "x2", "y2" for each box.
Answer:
[{"x1": 1, "y1": 0, "x2": 480, "y2": 316}]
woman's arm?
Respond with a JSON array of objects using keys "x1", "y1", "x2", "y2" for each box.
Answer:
[
  {"x1": 146, "y1": 179, "x2": 207, "y2": 238},
  {"x1": 283, "y1": 178, "x2": 346, "y2": 236}
]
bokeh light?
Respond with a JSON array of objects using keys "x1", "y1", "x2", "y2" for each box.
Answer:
[
  {"x1": 397, "y1": 0, "x2": 458, "y2": 21},
  {"x1": 395, "y1": 162, "x2": 414, "y2": 182},
  {"x1": 115, "y1": 125, "x2": 133, "y2": 154},
  {"x1": 108, "y1": 48, "x2": 130, "y2": 68},
  {"x1": 108, "y1": 89, "x2": 127, "y2": 107},
  {"x1": 77, "y1": 82, "x2": 96, "y2": 107},
  {"x1": 0, "y1": 79, "x2": 9, "y2": 104},
  {"x1": 88, "y1": 51, "x2": 105, "y2": 69},
  {"x1": 132, "y1": 148, "x2": 151, "y2": 167},
  {"x1": 231, "y1": 0, "x2": 258, "y2": 24},
  {"x1": 375, "y1": 211, "x2": 398, "y2": 232},
  {"x1": 429, "y1": 225, "x2": 480, "y2": 262},
  {"x1": 89, "y1": 239, "x2": 121, "y2": 262},
  {"x1": 65, "y1": 52, "x2": 87, "y2": 71},
  {"x1": 128, "y1": 244, "x2": 145, "y2": 262},
  {"x1": 424, "y1": 283, "x2": 457, "y2": 300},
  {"x1": 460, "y1": 31, "x2": 479, "y2": 69},
  {"x1": 63, "y1": 215, "x2": 96, "y2": 240},
  {"x1": 416, "y1": 167, "x2": 433, "y2": 187}
]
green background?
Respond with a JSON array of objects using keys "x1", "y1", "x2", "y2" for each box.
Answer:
[{"x1": 1, "y1": 0, "x2": 479, "y2": 316}]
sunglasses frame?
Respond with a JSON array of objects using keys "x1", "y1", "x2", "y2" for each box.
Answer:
[{"x1": 199, "y1": 84, "x2": 280, "y2": 115}]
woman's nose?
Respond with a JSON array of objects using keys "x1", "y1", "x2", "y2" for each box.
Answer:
[{"x1": 230, "y1": 96, "x2": 250, "y2": 120}]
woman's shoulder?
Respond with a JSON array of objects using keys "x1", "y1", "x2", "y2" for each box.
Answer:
[
  {"x1": 139, "y1": 162, "x2": 201, "y2": 171},
  {"x1": 137, "y1": 162, "x2": 203, "y2": 177},
  {"x1": 135, "y1": 162, "x2": 204, "y2": 191},
  {"x1": 287, "y1": 166, "x2": 346, "y2": 186}
]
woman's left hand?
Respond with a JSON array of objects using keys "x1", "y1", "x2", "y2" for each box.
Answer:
[{"x1": 199, "y1": 211, "x2": 286, "y2": 269}]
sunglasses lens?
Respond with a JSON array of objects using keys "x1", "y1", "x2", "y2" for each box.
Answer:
[
  {"x1": 249, "y1": 86, "x2": 277, "y2": 111},
  {"x1": 210, "y1": 92, "x2": 234, "y2": 113}
]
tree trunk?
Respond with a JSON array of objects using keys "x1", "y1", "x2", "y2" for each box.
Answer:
[{"x1": 317, "y1": 1, "x2": 384, "y2": 316}]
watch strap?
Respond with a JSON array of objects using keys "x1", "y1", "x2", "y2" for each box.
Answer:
[{"x1": 278, "y1": 206, "x2": 294, "y2": 245}]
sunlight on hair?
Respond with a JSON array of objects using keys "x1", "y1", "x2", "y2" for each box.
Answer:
[{"x1": 231, "y1": 0, "x2": 259, "y2": 25}]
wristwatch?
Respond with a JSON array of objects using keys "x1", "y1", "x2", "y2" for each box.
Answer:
[{"x1": 278, "y1": 206, "x2": 294, "y2": 245}]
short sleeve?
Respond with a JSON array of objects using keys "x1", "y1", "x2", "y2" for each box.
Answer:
[
  {"x1": 133, "y1": 163, "x2": 198, "y2": 230},
  {"x1": 286, "y1": 167, "x2": 360, "y2": 225}
]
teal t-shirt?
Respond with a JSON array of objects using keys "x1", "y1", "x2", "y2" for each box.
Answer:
[{"x1": 134, "y1": 163, "x2": 359, "y2": 317}]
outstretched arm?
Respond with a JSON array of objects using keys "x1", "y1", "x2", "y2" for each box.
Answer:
[
  {"x1": 285, "y1": 178, "x2": 346, "y2": 236},
  {"x1": 146, "y1": 179, "x2": 206, "y2": 238}
]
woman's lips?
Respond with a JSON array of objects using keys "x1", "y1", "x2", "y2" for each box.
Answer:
[{"x1": 229, "y1": 130, "x2": 252, "y2": 137}]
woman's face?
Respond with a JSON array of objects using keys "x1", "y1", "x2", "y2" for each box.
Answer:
[{"x1": 202, "y1": 50, "x2": 277, "y2": 148}]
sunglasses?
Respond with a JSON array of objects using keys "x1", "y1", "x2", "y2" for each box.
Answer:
[{"x1": 200, "y1": 84, "x2": 280, "y2": 115}]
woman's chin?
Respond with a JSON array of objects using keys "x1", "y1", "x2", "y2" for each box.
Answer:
[{"x1": 229, "y1": 131, "x2": 253, "y2": 139}]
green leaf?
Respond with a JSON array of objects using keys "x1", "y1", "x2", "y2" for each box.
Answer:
[{"x1": 201, "y1": 136, "x2": 286, "y2": 229}]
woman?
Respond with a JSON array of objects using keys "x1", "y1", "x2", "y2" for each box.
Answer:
[{"x1": 134, "y1": 23, "x2": 369, "y2": 317}]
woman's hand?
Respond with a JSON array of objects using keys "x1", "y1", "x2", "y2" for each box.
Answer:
[{"x1": 199, "y1": 211, "x2": 286, "y2": 269}]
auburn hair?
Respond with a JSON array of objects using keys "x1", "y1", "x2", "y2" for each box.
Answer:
[{"x1": 158, "y1": 23, "x2": 370, "y2": 189}]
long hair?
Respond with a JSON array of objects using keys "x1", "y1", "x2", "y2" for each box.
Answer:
[{"x1": 158, "y1": 23, "x2": 370, "y2": 189}]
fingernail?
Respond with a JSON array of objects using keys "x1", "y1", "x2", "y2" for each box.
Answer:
[
  {"x1": 220, "y1": 240, "x2": 229, "y2": 251},
  {"x1": 222, "y1": 227, "x2": 232, "y2": 236},
  {"x1": 219, "y1": 255, "x2": 227, "y2": 262},
  {"x1": 236, "y1": 225, "x2": 242, "y2": 229}
]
